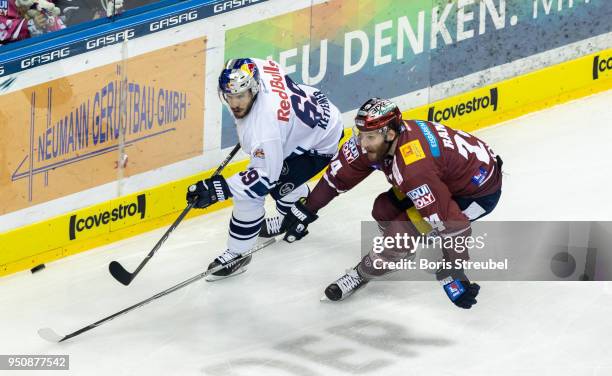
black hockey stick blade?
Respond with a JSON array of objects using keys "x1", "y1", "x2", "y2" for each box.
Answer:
[
  {"x1": 108, "y1": 261, "x2": 133, "y2": 286},
  {"x1": 107, "y1": 143, "x2": 241, "y2": 287},
  {"x1": 38, "y1": 328, "x2": 66, "y2": 343}
]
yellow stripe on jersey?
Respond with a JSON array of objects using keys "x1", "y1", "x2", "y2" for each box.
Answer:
[
  {"x1": 390, "y1": 186, "x2": 432, "y2": 235},
  {"x1": 399, "y1": 140, "x2": 426, "y2": 166},
  {"x1": 407, "y1": 207, "x2": 433, "y2": 235}
]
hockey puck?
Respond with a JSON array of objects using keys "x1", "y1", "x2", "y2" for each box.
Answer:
[{"x1": 31, "y1": 264, "x2": 46, "y2": 274}]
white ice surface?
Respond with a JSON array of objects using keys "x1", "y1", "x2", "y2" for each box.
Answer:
[{"x1": 1, "y1": 90, "x2": 612, "y2": 376}]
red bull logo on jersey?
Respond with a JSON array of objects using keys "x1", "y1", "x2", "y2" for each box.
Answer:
[
  {"x1": 262, "y1": 60, "x2": 291, "y2": 122},
  {"x1": 407, "y1": 184, "x2": 436, "y2": 210},
  {"x1": 593, "y1": 55, "x2": 612, "y2": 80}
]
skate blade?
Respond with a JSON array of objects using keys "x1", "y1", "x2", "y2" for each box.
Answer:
[
  {"x1": 320, "y1": 294, "x2": 348, "y2": 302},
  {"x1": 258, "y1": 231, "x2": 285, "y2": 239},
  {"x1": 205, "y1": 267, "x2": 248, "y2": 282}
]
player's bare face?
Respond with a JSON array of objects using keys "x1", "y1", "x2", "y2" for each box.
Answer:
[
  {"x1": 358, "y1": 131, "x2": 387, "y2": 162},
  {"x1": 225, "y1": 91, "x2": 254, "y2": 119}
]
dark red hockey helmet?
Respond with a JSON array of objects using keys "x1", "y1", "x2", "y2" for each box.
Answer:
[{"x1": 354, "y1": 98, "x2": 402, "y2": 133}]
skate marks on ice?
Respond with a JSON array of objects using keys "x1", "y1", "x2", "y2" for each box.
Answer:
[{"x1": 203, "y1": 318, "x2": 451, "y2": 375}]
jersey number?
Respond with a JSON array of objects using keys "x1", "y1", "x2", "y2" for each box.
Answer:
[
  {"x1": 239, "y1": 169, "x2": 260, "y2": 186},
  {"x1": 285, "y1": 76, "x2": 322, "y2": 129},
  {"x1": 329, "y1": 159, "x2": 342, "y2": 177},
  {"x1": 424, "y1": 213, "x2": 446, "y2": 233},
  {"x1": 454, "y1": 131, "x2": 492, "y2": 164}
]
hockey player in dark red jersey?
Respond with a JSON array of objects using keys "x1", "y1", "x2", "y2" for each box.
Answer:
[{"x1": 277, "y1": 98, "x2": 503, "y2": 307}]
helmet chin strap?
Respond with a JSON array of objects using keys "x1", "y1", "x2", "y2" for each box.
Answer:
[
  {"x1": 243, "y1": 93, "x2": 258, "y2": 116},
  {"x1": 382, "y1": 127, "x2": 398, "y2": 156}
]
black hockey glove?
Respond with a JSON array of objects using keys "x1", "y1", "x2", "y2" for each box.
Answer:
[
  {"x1": 282, "y1": 198, "x2": 318, "y2": 243},
  {"x1": 186, "y1": 175, "x2": 232, "y2": 209},
  {"x1": 436, "y1": 266, "x2": 480, "y2": 309}
]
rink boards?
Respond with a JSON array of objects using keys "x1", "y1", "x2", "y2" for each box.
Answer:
[{"x1": 1, "y1": 47, "x2": 611, "y2": 277}]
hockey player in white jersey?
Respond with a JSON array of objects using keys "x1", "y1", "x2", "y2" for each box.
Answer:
[{"x1": 186, "y1": 58, "x2": 344, "y2": 280}]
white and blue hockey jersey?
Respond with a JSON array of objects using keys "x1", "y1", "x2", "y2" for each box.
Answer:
[{"x1": 227, "y1": 58, "x2": 344, "y2": 201}]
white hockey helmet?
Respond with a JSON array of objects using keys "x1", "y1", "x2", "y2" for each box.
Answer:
[{"x1": 218, "y1": 58, "x2": 260, "y2": 97}]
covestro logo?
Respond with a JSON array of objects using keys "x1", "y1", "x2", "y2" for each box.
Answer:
[
  {"x1": 593, "y1": 55, "x2": 612, "y2": 80},
  {"x1": 428, "y1": 88, "x2": 498, "y2": 122},
  {"x1": 69, "y1": 194, "x2": 146, "y2": 240}
]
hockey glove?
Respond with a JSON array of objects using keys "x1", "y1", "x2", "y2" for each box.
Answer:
[
  {"x1": 186, "y1": 175, "x2": 232, "y2": 209},
  {"x1": 436, "y1": 266, "x2": 480, "y2": 309},
  {"x1": 282, "y1": 198, "x2": 318, "y2": 243}
]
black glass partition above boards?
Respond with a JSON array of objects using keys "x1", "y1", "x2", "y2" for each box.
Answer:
[
  {"x1": 57, "y1": 0, "x2": 164, "y2": 27},
  {"x1": 0, "y1": 0, "x2": 175, "y2": 46}
]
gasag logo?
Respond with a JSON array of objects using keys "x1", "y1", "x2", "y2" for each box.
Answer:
[
  {"x1": 21, "y1": 48, "x2": 70, "y2": 69},
  {"x1": 86, "y1": 29, "x2": 135, "y2": 50},
  {"x1": 149, "y1": 11, "x2": 198, "y2": 31},
  {"x1": 69, "y1": 194, "x2": 146, "y2": 240},
  {"x1": 407, "y1": 184, "x2": 436, "y2": 210},
  {"x1": 593, "y1": 55, "x2": 612, "y2": 80},
  {"x1": 213, "y1": 0, "x2": 262, "y2": 13},
  {"x1": 428, "y1": 88, "x2": 498, "y2": 122}
]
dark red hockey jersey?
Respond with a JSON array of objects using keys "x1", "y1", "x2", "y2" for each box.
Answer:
[{"x1": 306, "y1": 119, "x2": 502, "y2": 237}]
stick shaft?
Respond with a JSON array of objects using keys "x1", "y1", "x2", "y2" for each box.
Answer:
[{"x1": 63, "y1": 238, "x2": 275, "y2": 342}]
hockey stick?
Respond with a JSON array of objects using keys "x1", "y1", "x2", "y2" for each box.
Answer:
[
  {"x1": 39, "y1": 238, "x2": 276, "y2": 343},
  {"x1": 108, "y1": 143, "x2": 242, "y2": 286}
]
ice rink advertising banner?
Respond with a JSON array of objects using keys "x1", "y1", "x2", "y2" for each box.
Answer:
[
  {"x1": 222, "y1": 0, "x2": 612, "y2": 147},
  {"x1": 0, "y1": 37, "x2": 206, "y2": 215}
]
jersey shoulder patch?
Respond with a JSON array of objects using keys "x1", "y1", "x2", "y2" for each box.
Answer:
[{"x1": 399, "y1": 139, "x2": 426, "y2": 166}]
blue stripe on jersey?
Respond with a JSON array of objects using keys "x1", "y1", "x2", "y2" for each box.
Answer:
[
  {"x1": 276, "y1": 200, "x2": 292, "y2": 215},
  {"x1": 249, "y1": 181, "x2": 270, "y2": 196},
  {"x1": 415, "y1": 120, "x2": 441, "y2": 158},
  {"x1": 244, "y1": 189, "x2": 256, "y2": 199},
  {"x1": 261, "y1": 176, "x2": 272, "y2": 185}
]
